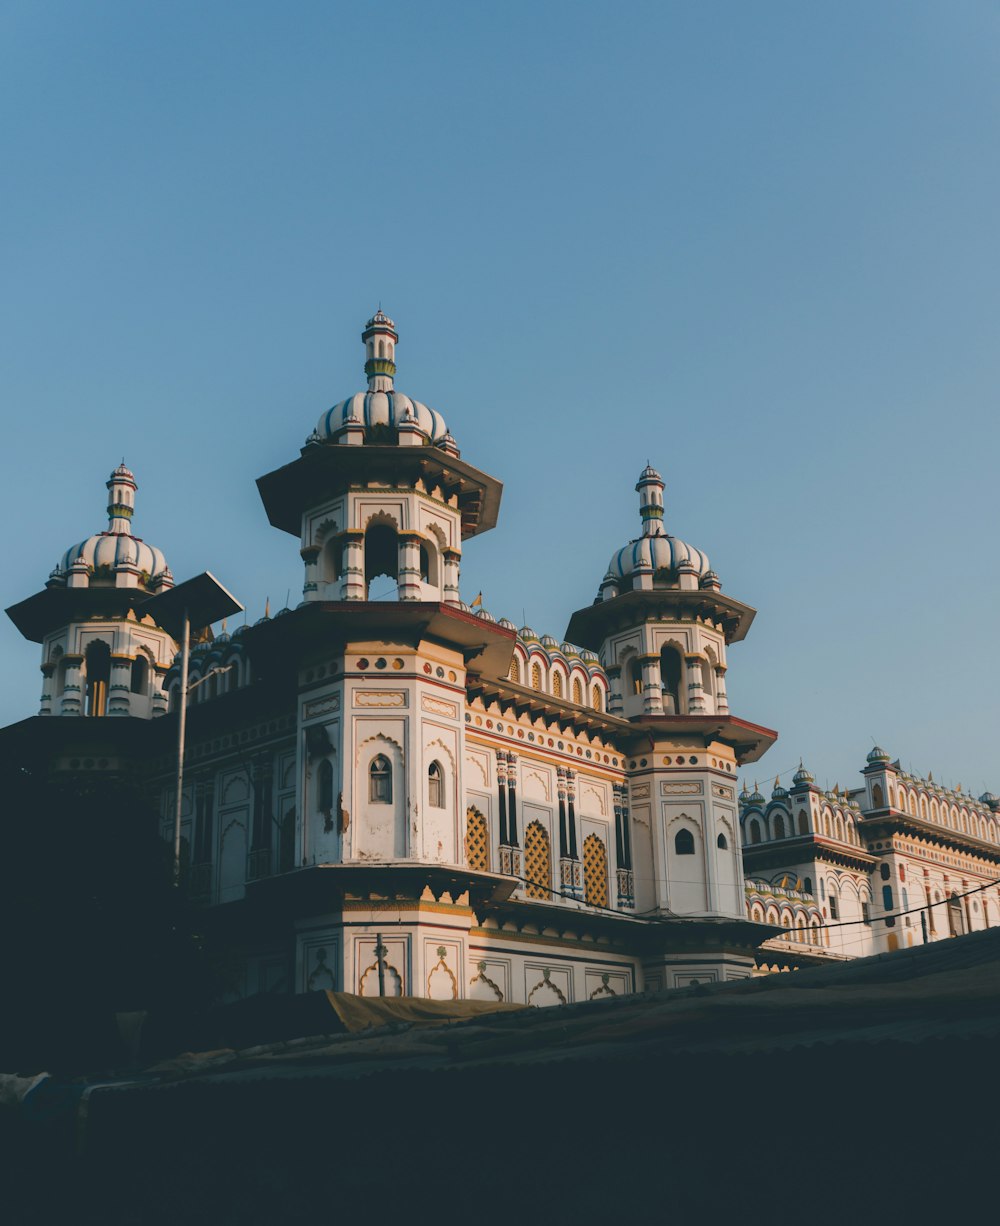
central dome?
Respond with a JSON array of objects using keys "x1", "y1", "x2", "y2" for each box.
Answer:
[{"x1": 312, "y1": 310, "x2": 451, "y2": 446}]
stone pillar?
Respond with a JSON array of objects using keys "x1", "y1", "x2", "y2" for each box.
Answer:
[
  {"x1": 342, "y1": 532, "x2": 365, "y2": 601},
  {"x1": 605, "y1": 665, "x2": 623, "y2": 716},
  {"x1": 39, "y1": 662, "x2": 55, "y2": 716},
  {"x1": 152, "y1": 668, "x2": 169, "y2": 717},
  {"x1": 397, "y1": 532, "x2": 422, "y2": 601},
  {"x1": 715, "y1": 666, "x2": 729, "y2": 714},
  {"x1": 301, "y1": 544, "x2": 321, "y2": 600},
  {"x1": 686, "y1": 654, "x2": 706, "y2": 714},
  {"x1": 442, "y1": 548, "x2": 461, "y2": 606},
  {"x1": 61, "y1": 655, "x2": 84, "y2": 716},
  {"x1": 639, "y1": 654, "x2": 664, "y2": 716},
  {"x1": 108, "y1": 654, "x2": 132, "y2": 716}
]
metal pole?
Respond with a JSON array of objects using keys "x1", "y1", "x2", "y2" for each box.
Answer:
[
  {"x1": 376, "y1": 934, "x2": 386, "y2": 997},
  {"x1": 173, "y1": 606, "x2": 190, "y2": 886}
]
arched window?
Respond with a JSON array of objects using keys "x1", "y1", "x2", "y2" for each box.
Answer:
[
  {"x1": 674, "y1": 828, "x2": 695, "y2": 856},
  {"x1": 660, "y1": 646, "x2": 683, "y2": 714},
  {"x1": 419, "y1": 544, "x2": 430, "y2": 583},
  {"x1": 882, "y1": 885, "x2": 894, "y2": 911},
  {"x1": 803, "y1": 876, "x2": 813, "y2": 894},
  {"x1": 552, "y1": 671, "x2": 563, "y2": 699},
  {"x1": 130, "y1": 654, "x2": 148, "y2": 695},
  {"x1": 797, "y1": 810, "x2": 808, "y2": 835},
  {"x1": 509, "y1": 656, "x2": 521, "y2": 684},
  {"x1": 428, "y1": 760, "x2": 444, "y2": 809},
  {"x1": 591, "y1": 684, "x2": 602, "y2": 711},
  {"x1": 717, "y1": 832, "x2": 728, "y2": 850},
  {"x1": 749, "y1": 819, "x2": 761, "y2": 845},
  {"x1": 572, "y1": 678, "x2": 583, "y2": 705},
  {"x1": 872, "y1": 782, "x2": 884, "y2": 808},
  {"x1": 364, "y1": 522, "x2": 398, "y2": 597},
  {"x1": 369, "y1": 755, "x2": 392, "y2": 803},
  {"x1": 318, "y1": 759, "x2": 334, "y2": 815},
  {"x1": 773, "y1": 814, "x2": 786, "y2": 840},
  {"x1": 629, "y1": 658, "x2": 643, "y2": 697},
  {"x1": 828, "y1": 889, "x2": 839, "y2": 920},
  {"x1": 583, "y1": 833, "x2": 608, "y2": 907},
  {"x1": 880, "y1": 863, "x2": 890, "y2": 881},
  {"x1": 524, "y1": 821, "x2": 551, "y2": 900},
  {"x1": 530, "y1": 662, "x2": 542, "y2": 691},
  {"x1": 84, "y1": 641, "x2": 111, "y2": 717}
]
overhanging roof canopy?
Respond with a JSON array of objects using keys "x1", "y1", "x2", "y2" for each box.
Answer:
[{"x1": 140, "y1": 572, "x2": 243, "y2": 639}]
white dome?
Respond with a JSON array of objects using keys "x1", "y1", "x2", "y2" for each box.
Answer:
[
  {"x1": 607, "y1": 534, "x2": 711, "y2": 583},
  {"x1": 315, "y1": 391, "x2": 449, "y2": 444},
  {"x1": 48, "y1": 464, "x2": 172, "y2": 591}
]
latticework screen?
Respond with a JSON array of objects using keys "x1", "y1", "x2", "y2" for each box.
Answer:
[
  {"x1": 583, "y1": 833, "x2": 609, "y2": 907},
  {"x1": 524, "y1": 821, "x2": 551, "y2": 900},
  {"x1": 465, "y1": 808, "x2": 489, "y2": 872}
]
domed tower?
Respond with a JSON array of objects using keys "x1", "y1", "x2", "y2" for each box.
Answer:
[
  {"x1": 251, "y1": 312, "x2": 513, "y2": 879},
  {"x1": 566, "y1": 465, "x2": 777, "y2": 927},
  {"x1": 261, "y1": 310, "x2": 487, "y2": 605},
  {"x1": 6, "y1": 464, "x2": 178, "y2": 717}
]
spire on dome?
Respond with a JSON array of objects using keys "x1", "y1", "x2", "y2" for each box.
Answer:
[
  {"x1": 635, "y1": 465, "x2": 665, "y2": 538},
  {"x1": 362, "y1": 308, "x2": 398, "y2": 392},
  {"x1": 106, "y1": 461, "x2": 137, "y2": 535}
]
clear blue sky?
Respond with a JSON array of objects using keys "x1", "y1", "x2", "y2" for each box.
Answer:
[{"x1": 3, "y1": 2, "x2": 999, "y2": 796}]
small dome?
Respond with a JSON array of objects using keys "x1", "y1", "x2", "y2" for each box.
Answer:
[
  {"x1": 540, "y1": 634, "x2": 559, "y2": 649},
  {"x1": 475, "y1": 608, "x2": 496, "y2": 623},
  {"x1": 792, "y1": 763, "x2": 814, "y2": 786},
  {"x1": 748, "y1": 783, "x2": 766, "y2": 805},
  {"x1": 315, "y1": 391, "x2": 449, "y2": 445},
  {"x1": 739, "y1": 783, "x2": 751, "y2": 803},
  {"x1": 312, "y1": 314, "x2": 451, "y2": 446},
  {"x1": 49, "y1": 465, "x2": 171, "y2": 593},
  {"x1": 580, "y1": 649, "x2": 599, "y2": 664},
  {"x1": 867, "y1": 746, "x2": 892, "y2": 764},
  {"x1": 560, "y1": 641, "x2": 580, "y2": 657},
  {"x1": 771, "y1": 777, "x2": 788, "y2": 799},
  {"x1": 519, "y1": 626, "x2": 538, "y2": 642},
  {"x1": 606, "y1": 534, "x2": 712, "y2": 585},
  {"x1": 979, "y1": 791, "x2": 998, "y2": 808},
  {"x1": 497, "y1": 617, "x2": 516, "y2": 631}
]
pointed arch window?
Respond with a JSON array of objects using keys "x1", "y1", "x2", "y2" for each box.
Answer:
[
  {"x1": 552, "y1": 671, "x2": 563, "y2": 699},
  {"x1": 84, "y1": 641, "x2": 111, "y2": 717},
  {"x1": 749, "y1": 819, "x2": 761, "y2": 845},
  {"x1": 774, "y1": 814, "x2": 786, "y2": 840},
  {"x1": 674, "y1": 827, "x2": 695, "y2": 856},
  {"x1": 572, "y1": 678, "x2": 583, "y2": 705},
  {"x1": 509, "y1": 656, "x2": 521, "y2": 684},
  {"x1": 369, "y1": 755, "x2": 392, "y2": 804},
  {"x1": 130, "y1": 654, "x2": 149, "y2": 695},
  {"x1": 583, "y1": 834, "x2": 608, "y2": 907},
  {"x1": 591, "y1": 684, "x2": 602, "y2": 711},
  {"x1": 717, "y1": 832, "x2": 728, "y2": 850},
  {"x1": 428, "y1": 760, "x2": 444, "y2": 809},
  {"x1": 530, "y1": 662, "x2": 542, "y2": 692}
]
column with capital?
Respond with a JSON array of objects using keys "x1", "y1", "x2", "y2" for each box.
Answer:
[
  {"x1": 714, "y1": 665, "x2": 729, "y2": 715},
  {"x1": 442, "y1": 548, "x2": 461, "y2": 606},
  {"x1": 39, "y1": 661, "x2": 55, "y2": 716},
  {"x1": 686, "y1": 654, "x2": 707, "y2": 714},
  {"x1": 341, "y1": 531, "x2": 365, "y2": 600},
  {"x1": 639, "y1": 654, "x2": 664, "y2": 716},
  {"x1": 107, "y1": 654, "x2": 132, "y2": 716},
  {"x1": 300, "y1": 544, "x2": 321, "y2": 599},
  {"x1": 61, "y1": 656, "x2": 84, "y2": 716},
  {"x1": 397, "y1": 532, "x2": 422, "y2": 601},
  {"x1": 605, "y1": 664, "x2": 623, "y2": 716}
]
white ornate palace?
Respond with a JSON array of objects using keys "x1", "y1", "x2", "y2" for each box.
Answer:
[{"x1": 6, "y1": 311, "x2": 996, "y2": 1000}]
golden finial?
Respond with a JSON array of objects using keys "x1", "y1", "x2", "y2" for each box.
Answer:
[{"x1": 264, "y1": 597, "x2": 270, "y2": 618}]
